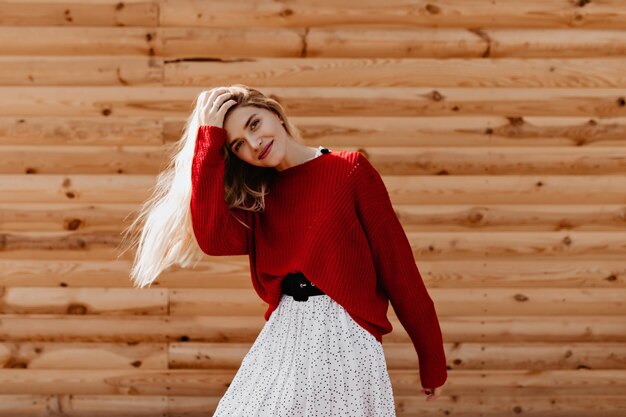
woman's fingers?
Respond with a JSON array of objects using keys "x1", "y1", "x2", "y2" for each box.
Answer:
[
  {"x1": 210, "y1": 91, "x2": 232, "y2": 114},
  {"x1": 216, "y1": 99, "x2": 237, "y2": 121},
  {"x1": 198, "y1": 87, "x2": 234, "y2": 127},
  {"x1": 422, "y1": 386, "x2": 443, "y2": 401}
]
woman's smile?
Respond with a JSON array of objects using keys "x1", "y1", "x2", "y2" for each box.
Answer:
[{"x1": 258, "y1": 140, "x2": 274, "y2": 160}]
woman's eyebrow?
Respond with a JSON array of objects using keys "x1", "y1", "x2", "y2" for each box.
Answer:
[{"x1": 229, "y1": 113, "x2": 258, "y2": 151}]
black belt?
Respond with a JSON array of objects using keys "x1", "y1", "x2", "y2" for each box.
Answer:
[{"x1": 281, "y1": 272, "x2": 325, "y2": 301}]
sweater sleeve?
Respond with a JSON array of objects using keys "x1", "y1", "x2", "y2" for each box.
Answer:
[
  {"x1": 352, "y1": 152, "x2": 448, "y2": 390},
  {"x1": 190, "y1": 125, "x2": 249, "y2": 256}
]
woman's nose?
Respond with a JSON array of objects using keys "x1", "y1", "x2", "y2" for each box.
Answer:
[{"x1": 245, "y1": 136, "x2": 262, "y2": 151}]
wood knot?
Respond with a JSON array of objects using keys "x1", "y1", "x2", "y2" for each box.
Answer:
[
  {"x1": 562, "y1": 236, "x2": 572, "y2": 245},
  {"x1": 513, "y1": 293, "x2": 528, "y2": 302},
  {"x1": 66, "y1": 219, "x2": 82, "y2": 231},
  {"x1": 467, "y1": 208, "x2": 484, "y2": 223},
  {"x1": 425, "y1": 3, "x2": 441, "y2": 14},
  {"x1": 507, "y1": 116, "x2": 524, "y2": 127},
  {"x1": 9, "y1": 360, "x2": 27, "y2": 369},
  {"x1": 67, "y1": 303, "x2": 87, "y2": 315},
  {"x1": 428, "y1": 90, "x2": 444, "y2": 101},
  {"x1": 556, "y1": 220, "x2": 573, "y2": 230}
]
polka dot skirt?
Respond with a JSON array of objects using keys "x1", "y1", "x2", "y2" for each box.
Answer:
[{"x1": 211, "y1": 293, "x2": 397, "y2": 416}]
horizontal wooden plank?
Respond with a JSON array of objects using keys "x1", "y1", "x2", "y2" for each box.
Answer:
[
  {"x1": 164, "y1": 57, "x2": 626, "y2": 88},
  {"x1": 0, "y1": 253, "x2": 252, "y2": 287},
  {"x1": 0, "y1": 116, "x2": 164, "y2": 146},
  {"x1": 168, "y1": 392, "x2": 626, "y2": 417},
  {"x1": 0, "y1": 27, "x2": 302, "y2": 57},
  {"x1": 3, "y1": 174, "x2": 626, "y2": 204},
  {"x1": 1, "y1": 315, "x2": 624, "y2": 343},
  {"x1": 167, "y1": 288, "x2": 626, "y2": 316},
  {"x1": 0, "y1": 229, "x2": 625, "y2": 258},
  {"x1": 3, "y1": 145, "x2": 626, "y2": 175},
  {"x1": 3, "y1": 202, "x2": 626, "y2": 234},
  {"x1": 0, "y1": 56, "x2": 163, "y2": 86},
  {"x1": 2, "y1": 87, "x2": 625, "y2": 118},
  {"x1": 171, "y1": 341, "x2": 626, "y2": 371},
  {"x1": 1, "y1": 287, "x2": 168, "y2": 315},
  {"x1": 0, "y1": 394, "x2": 172, "y2": 417},
  {"x1": 0, "y1": 341, "x2": 167, "y2": 369},
  {"x1": 398, "y1": 204, "x2": 626, "y2": 232},
  {"x1": 365, "y1": 147, "x2": 626, "y2": 175},
  {"x1": 0, "y1": 0, "x2": 157, "y2": 27},
  {"x1": 166, "y1": 115, "x2": 626, "y2": 147},
  {"x1": 0, "y1": 145, "x2": 166, "y2": 174},
  {"x1": 0, "y1": 258, "x2": 623, "y2": 288},
  {"x1": 0, "y1": 368, "x2": 624, "y2": 396},
  {"x1": 404, "y1": 231, "x2": 626, "y2": 259},
  {"x1": 0, "y1": 27, "x2": 160, "y2": 56},
  {"x1": 0, "y1": 230, "x2": 626, "y2": 260},
  {"x1": 308, "y1": 28, "x2": 626, "y2": 58},
  {"x1": 2, "y1": 27, "x2": 626, "y2": 58},
  {"x1": 1, "y1": 393, "x2": 625, "y2": 417},
  {"x1": 160, "y1": 0, "x2": 626, "y2": 30},
  {"x1": 3, "y1": 115, "x2": 625, "y2": 148}
]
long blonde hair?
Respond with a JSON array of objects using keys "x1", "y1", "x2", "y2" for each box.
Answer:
[{"x1": 117, "y1": 85, "x2": 303, "y2": 289}]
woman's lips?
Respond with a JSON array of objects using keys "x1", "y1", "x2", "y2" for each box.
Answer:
[{"x1": 258, "y1": 140, "x2": 273, "y2": 160}]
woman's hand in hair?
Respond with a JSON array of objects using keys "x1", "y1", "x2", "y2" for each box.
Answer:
[{"x1": 198, "y1": 87, "x2": 237, "y2": 128}]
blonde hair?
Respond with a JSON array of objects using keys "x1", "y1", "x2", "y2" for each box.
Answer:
[{"x1": 117, "y1": 84, "x2": 303, "y2": 288}]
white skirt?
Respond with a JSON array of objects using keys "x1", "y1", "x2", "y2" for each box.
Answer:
[{"x1": 212, "y1": 293, "x2": 397, "y2": 416}]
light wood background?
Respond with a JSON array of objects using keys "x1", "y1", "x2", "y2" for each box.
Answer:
[{"x1": 1, "y1": 0, "x2": 625, "y2": 416}]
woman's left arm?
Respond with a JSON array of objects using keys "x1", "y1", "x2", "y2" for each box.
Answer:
[{"x1": 352, "y1": 152, "x2": 448, "y2": 391}]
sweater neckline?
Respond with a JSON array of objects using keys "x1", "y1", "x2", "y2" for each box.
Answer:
[{"x1": 274, "y1": 147, "x2": 331, "y2": 177}]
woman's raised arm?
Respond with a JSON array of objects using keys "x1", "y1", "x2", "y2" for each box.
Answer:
[{"x1": 189, "y1": 89, "x2": 250, "y2": 256}]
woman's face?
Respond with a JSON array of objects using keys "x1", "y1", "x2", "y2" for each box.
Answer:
[{"x1": 223, "y1": 105, "x2": 287, "y2": 167}]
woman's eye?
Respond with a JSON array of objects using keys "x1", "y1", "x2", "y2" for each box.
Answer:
[{"x1": 234, "y1": 120, "x2": 259, "y2": 152}]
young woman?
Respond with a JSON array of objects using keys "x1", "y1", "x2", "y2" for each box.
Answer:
[{"x1": 119, "y1": 85, "x2": 447, "y2": 416}]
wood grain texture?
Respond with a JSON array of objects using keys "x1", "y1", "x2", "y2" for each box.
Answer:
[{"x1": 1, "y1": 0, "x2": 625, "y2": 414}]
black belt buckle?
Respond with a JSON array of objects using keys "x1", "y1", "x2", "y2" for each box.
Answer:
[
  {"x1": 293, "y1": 281, "x2": 309, "y2": 302},
  {"x1": 283, "y1": 272, "x2": 314, "y2": 302}
]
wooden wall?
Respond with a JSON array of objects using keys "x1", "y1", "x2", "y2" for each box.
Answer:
[{"x1": 1, "y1": 0, "x2": 625, "y2": 416}]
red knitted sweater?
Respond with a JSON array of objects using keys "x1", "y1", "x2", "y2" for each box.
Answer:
[{"x1": 190, "y1": 125, "x2": 448, "y2": 389}]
